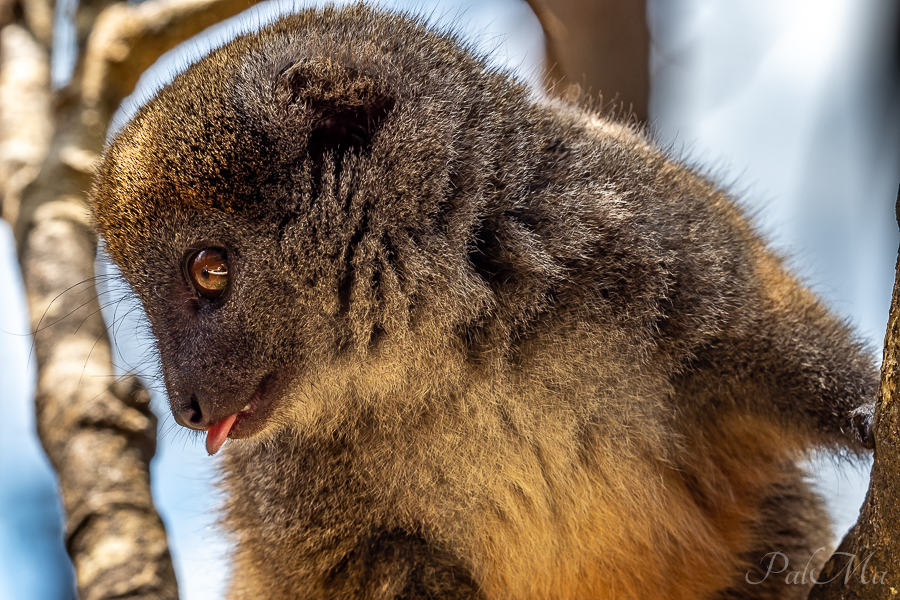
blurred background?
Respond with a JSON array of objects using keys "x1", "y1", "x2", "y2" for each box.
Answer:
[{"x1": 0, "y1": 0, "x2": 898, "y2": 597}]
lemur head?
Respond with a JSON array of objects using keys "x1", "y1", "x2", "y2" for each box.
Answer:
[{"x1": 91, "y1": 8, "x2": 511, "y2": 453}]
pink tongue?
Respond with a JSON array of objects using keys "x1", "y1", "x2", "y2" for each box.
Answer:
[{"x1": 206, "y1": 414, "x2": 238, "y2": 455}]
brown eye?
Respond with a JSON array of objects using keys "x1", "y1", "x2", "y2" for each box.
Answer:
[{"x1": 187, "y1": 248, "x2": 230, "y2": 299}]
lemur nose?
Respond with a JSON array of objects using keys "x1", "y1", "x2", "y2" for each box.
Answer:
[{"x1": 174, "y1": 395, "x2": 207, "y2": 431}]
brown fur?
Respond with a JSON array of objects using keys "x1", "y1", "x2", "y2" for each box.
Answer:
[{"x1": 91, "y1": 5, "x2": 876, "y2": 598}]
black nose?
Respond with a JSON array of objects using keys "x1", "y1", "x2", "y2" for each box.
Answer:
[{"x1": 174, "y1": 395, "x2": 207, "y2": 430}]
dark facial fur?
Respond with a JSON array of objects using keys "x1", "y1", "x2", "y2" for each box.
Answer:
[{"x1": 91, "y1": 5, "x2": 877, "y2": 599}]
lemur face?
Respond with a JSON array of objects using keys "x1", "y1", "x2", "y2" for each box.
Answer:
[{"x1": 92, "y1": 12, "x2": 496, "y2": 453}]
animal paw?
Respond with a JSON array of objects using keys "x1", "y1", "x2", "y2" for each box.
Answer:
[{"x1": 851, "y1": 403, "x2": 875, "y2": 449}]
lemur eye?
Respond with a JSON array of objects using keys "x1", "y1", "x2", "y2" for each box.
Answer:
[{"x1": 186, "y1": 248, "x2": 230, "y2": 299}]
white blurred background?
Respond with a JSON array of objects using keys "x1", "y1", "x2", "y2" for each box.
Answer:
[{"x1": 0, "y1": 0, "x2": 897, "y2": 597}]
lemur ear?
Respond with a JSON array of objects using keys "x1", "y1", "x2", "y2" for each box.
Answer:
[{"x1": 278, "y1": 58, "x2": 395, "y2": 157}]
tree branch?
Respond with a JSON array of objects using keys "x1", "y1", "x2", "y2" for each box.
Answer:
[
  {"x1": 20, "y1": 0, "x2": 52, "y2": 47},
  {"x1": 4, "y1": 0, "x2": 270, "y2": 596},
  {"x1": 24, "y1": 199, "x2": 176, "y2": 599},
  {"x1": 83, "y1": 0, "x2": 267, "y2": 120},
  {"x1": 808, "y1": 185, "x2": 900, "y2": 599},
  {"x1": 0, "y1": 23, "x2": 51, "y2": 224},
  {"x1": 524, "y1": 0, "x2": 649, "y2": 121}
]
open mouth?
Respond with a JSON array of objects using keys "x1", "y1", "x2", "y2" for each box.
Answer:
[{"x1": 205, "y1": 371, "x2": 284, "y2": 455}]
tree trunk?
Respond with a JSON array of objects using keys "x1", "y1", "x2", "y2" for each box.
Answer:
[
  {"x1": 808, "y1": 186, "x2": 900, "y2": 598},
  {"x1": 525, "y1": 0, "x2": 649, "y2": 121},
  {"x1": 1, "y1": 0, "x2": 269, "y2": 596}
]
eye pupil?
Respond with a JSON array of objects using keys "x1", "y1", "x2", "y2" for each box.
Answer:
[{"x1": 187, "y1": 248, "x2": 230, "y2": 299}]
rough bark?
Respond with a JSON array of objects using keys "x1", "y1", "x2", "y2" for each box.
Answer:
[
  {"x1": 1, "y1": 0, "x2": 269, "y2": 597},
  {"x1": 808, "y1": 186, "x2": 900, "y2": 599},
  {"x1": 0, "y1": 23, "x2": 51, "y2": 224},
  {"x1": 525, "y1": 0, "x2": 649, "y2": 121}
]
